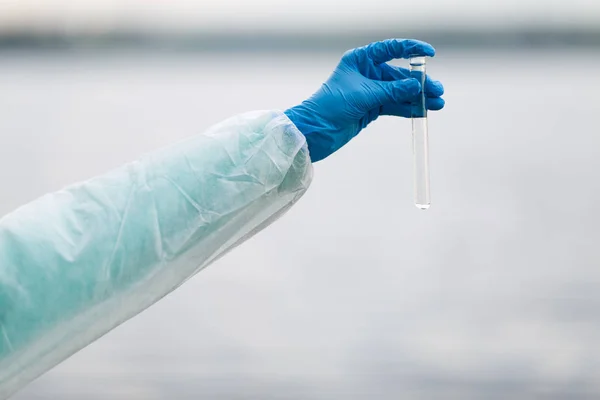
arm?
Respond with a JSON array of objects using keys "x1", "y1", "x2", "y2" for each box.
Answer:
[
  {"x1": 0, "y1": 38, "x2": 444, "y2": 399},
  {"x1": 0, "y1": 111, "x2": 311, "y2": 398}
]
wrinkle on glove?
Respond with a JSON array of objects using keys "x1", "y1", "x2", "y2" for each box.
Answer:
[{"x1": 0, "y1": 110, "x2": 312, "y2": 399}]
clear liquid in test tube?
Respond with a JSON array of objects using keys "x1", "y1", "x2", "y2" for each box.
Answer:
[{"x1": 409, "y1": 56, "x2": 431, "y2": 210}]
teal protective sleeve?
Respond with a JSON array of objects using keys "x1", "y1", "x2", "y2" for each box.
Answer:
[{"x1": 0, "y1": 110, "x2": 313, "y2": 399}]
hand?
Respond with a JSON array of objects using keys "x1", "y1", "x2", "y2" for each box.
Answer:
[{"x1": 284, "y1": 39, "x2": 445, "y2": 162}]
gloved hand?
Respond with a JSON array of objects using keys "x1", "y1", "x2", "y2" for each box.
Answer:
[{"x1": 284, "y1": 39, "x2": 445, "y2": 162}]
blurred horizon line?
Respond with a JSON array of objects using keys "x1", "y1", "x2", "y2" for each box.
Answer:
[{"x1": 1, "y1": 28, "x2": 600, "y2": 52}]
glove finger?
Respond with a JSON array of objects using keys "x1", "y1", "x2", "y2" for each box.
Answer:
[
  {"x1": 379, "y1": 63, "x2": 445, "y2": 97},
  {"x1": 380, "y1": 97, "x2": 446, "y2": 117},
  {"x1": 359, "y1": 39, "x2": 435, "y2": 65},
  {"x1": 368, "y1": 79, "x2": 421, "y2": 108},
  {"x1": 426, "y1": 96, "x2": 446, "y2": 111}
]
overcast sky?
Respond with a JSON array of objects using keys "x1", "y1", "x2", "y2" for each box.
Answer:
[{"x1": 1, "y1": 0, "x2": 600, "y2": 34}]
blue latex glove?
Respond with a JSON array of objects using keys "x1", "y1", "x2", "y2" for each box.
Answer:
[{"x1": 284, "y1": 39, "x2": 445, "y2": 162}]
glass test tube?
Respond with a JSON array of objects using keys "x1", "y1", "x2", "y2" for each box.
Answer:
[{"x1": 409, "y1": 56, "x2": 431, "y2": 210}]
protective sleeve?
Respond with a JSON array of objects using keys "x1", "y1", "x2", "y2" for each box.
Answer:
[{"x1": 0, "y1": 110, "x2": 313, "y2": 399}]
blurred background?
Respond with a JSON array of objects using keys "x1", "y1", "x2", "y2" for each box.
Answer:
[{"x1": 1, "y1": 1, "x2": 600, "y2": 399}]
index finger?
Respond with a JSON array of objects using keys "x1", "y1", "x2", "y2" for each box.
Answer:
[{"x1": 361, "y1": 39, "x2": 435, "y2": 65}]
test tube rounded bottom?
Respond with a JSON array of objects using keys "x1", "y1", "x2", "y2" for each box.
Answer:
[{"x1": 412, "y1": 117, "x2": 431, "y2": 210}]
